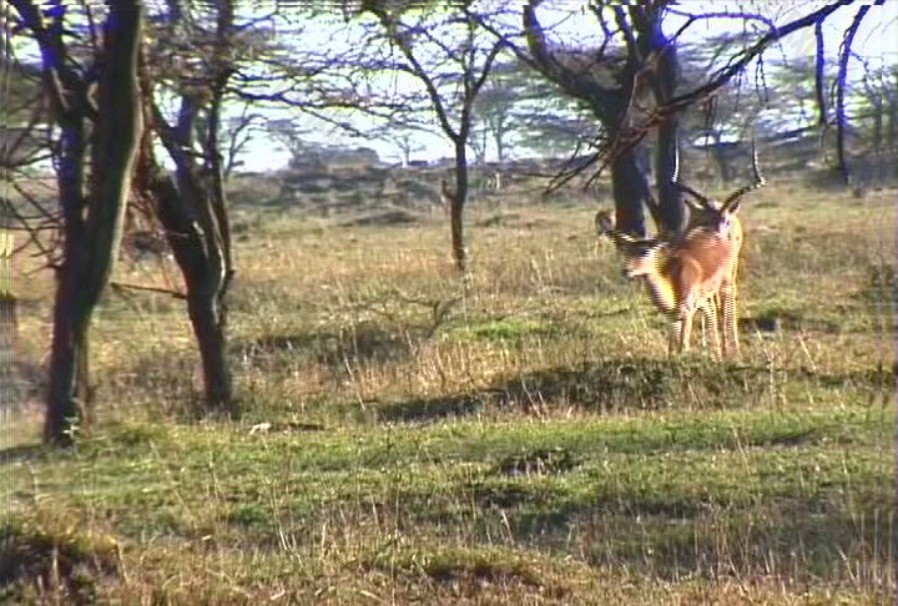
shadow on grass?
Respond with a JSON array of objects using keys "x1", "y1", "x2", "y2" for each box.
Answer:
[
  {"x1": 574, "y1": 505, "x2": 895, "y2": 581},
  {"x1": 376, "y1": 357, "x2": 895, "y2": 425},
  {"x1": 375, "y1": 358, "x2": 764, "y2": 423},
  {"x1": 236, "y1": 321, "x2": 416, "y2": 372},
  {"x1": 98, "y1": 322, "x2": 420, "y2": 421},
  {"x1": 305, "y1": 479, "x2": 894, "y2": 587},
  {"x1": 0, "y1": 444, "x2": 46, "y2": 465},
  {"x1": 382, "y1": 482, "x2": 893, "y2": 584},
  {"x1": 0, "y1": 520, "x2": 119, "y2": 605},
  {"x1": 97, "y1": 332, "x2": 892, "y2": 426},
  {"x1": 794, "y1": 364, "x2": 896, "y2": 391},
  {"x1": 741, "y1": 310, "x2": 843, "y2": 334}
]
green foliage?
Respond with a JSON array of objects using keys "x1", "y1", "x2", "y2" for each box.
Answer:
[{"x1": 472, "y1": 58, "x2": 599, "y2": 160}]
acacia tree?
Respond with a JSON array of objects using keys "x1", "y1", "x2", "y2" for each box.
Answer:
[
  {"x1": 8, "y1": 0, "x2": 144, "y2": 445},
  {"x1": 478, "y1": 1, "x2": 878, "y2": 236},
  {"x1": 376, "y1": 125, "x2": 427, "y2": 167},
  {"x1": 357, "y1": 2, "x2": 506, "y2": 271},
  {"x1": 629, "y1": 2, "x2": 889, "y2": 193},
  {"x1": 513, "y1": 2, "x2": 685, "y2": 236},
  {"x1": 860, "y1": 64, "x2": 898, "y2": 155},
  {"x1": 467, "y1": 57, "x2": 584, "y2": 164},
  {"x1": 0, "y1": 55, "x2": 48, "y2": 167},
  {"x1": 469, "y1": 62, "x2": 519, "y2": 165},
  {"x1": 131, "y1": 0, "x2": 246, "y2": 416}
]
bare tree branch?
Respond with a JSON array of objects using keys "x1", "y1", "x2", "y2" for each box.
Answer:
[{"x1": 662, "y1": 0, "x2": 855, "y2": 115}]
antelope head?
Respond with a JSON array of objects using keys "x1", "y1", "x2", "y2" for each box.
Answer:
[
  {"x1": 672, "y1": 141, "x2": 765, "y2": 237},
  {"x1": 595, "y1": 209, "x2": 666, "y2": 278}
]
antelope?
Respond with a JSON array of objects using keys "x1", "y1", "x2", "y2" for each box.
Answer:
[
  {"x1": 596, "y1": 210, "x2": 733, "y2": 357},
  {"x1": 672, "y1": 142, "x2": 766, "y2": 357}
]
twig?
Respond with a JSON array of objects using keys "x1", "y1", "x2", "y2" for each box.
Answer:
[{"x1": 110, "y1": 281, "x2": 186, "y2": 300}]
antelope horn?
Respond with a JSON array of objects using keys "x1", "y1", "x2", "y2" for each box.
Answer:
[
  {"x1": 671, "y1": 145, "x2": 714, "y2": 209},
  {"x1": 722, "y1": 139, "x2": 765, "y2": 209}
]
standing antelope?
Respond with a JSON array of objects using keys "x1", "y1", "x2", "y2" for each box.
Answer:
[
  {"x1": 596, "y1": 211, "x2": 733, "y2": 357},
  {"x1": 672, "y1": 142, "x2": 766, "y2": 357}
]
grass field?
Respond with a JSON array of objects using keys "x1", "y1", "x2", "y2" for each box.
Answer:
[{"x1": 2, "y1": 171, "x2": 896, "y2": 604}]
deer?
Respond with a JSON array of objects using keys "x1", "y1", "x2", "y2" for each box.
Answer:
[
  {"x1": 596, "y1": 210, "x2": 733, "y2": 357},
  {"x1": 671, "y1": 141, "x2": 766, "y2": 357}
]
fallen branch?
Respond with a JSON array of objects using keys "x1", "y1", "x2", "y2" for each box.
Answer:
[{"x1": 110, "y1": 280, "x2": 186, "y2": 300}]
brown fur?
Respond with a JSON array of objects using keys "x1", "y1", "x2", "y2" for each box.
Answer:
[
  {"x1": 595, "y1": 210, "x2": 733, "y2": 357},
  {"x1": 683, "y1": 200, "x2": 743, "y2": 357},
  {"x1": 673, "y1": 142, "x2": 765, "y2": 357}
]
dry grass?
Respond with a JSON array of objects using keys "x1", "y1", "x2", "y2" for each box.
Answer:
[{"x1": 2, "y1": 169, "x2": 895, "y2": 604}]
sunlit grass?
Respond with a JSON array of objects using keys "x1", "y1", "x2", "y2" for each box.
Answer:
[{"x1": 2, "y1": 173, "x2": 895, "y2": 604}]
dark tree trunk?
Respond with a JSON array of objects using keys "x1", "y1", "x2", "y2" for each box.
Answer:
[
  {"x1": 150, "y1": 167, "x2": 235, "y2": 415},
  {"x1": 654, "y1": 121, "x2": 685, "y2": 234},
  {"x1": 44, "y1": 2, "x2": 144, "y2": 445},
  {"x1": 451, "y1": 142, "x2": 470, "y2": 272},
  {"x1": 136, "y1": 39, "x2": 236, "y2": 417},
  {"x1": 45, "y1": 120, "x2": 89, "y2": 445},
  {"x1": 609, "y1": 146, "x2": 650, "y2": 238},
  {"x1": 188, "y1": 292, "x2": 232, "y2": 409},
  {"x1": 493, "y1": 126, "x2": 507, "y2": 164},
  {"x1": 523, "y1": 3, "x2": 686, "y2": 239},
  {"x1": 713, "y1": 137, "x2": 733, "y2": 183},
  {"x1": 887, "y1": 71, "x2": 897, "y2": 153},
  {"x1": 646, "y1": 8, "x2": 686, "y2": 235},
  {"x1": 45, "y1": 270, "x2": 92, "y2": 443},
  {"x1": 835, "y1": 4, "x2": 874, "y2": 185}
]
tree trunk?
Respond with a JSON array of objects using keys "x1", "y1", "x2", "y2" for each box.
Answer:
[
  {"x1": 887, "y1": 71, "x2": 897, "y2": 153},
  {"x1": 649, "y1": 12, "x2": 686, "y2": 236},
  {"x1": 188, "y1": 291, "x2": 232, "y2": 410},
  {"x1": 45, "y1": 2, "x2": 143, "y2": 445},
  {"x1": 45, "y1": 280, "x2": 91, "y2": 444},
  {"x1": 713, "y1": 139, "x2": 733, "y2": 183},
  {"x1": 609, "y1": 146, "x2": 651, "y2": 238},
  {"x1": 135, "y1": 46, "x2": 236, "y2": 418},
  {"x1": 450, "y1": 142, "x2": 470, "y2": 272},
  {"x1": 493, "y1": 121, "x2": 509, "y2": 165},
  {"x1": 655, "y1": 119, "x2": 686, "y2": 234},
  {"x1": 45, "y1": 121, "x2": 88, "y2": 445},
  {"x1": 151, "y1": 171, "x2": 236, "y2": 415}
]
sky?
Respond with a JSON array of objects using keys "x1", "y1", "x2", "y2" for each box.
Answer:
[
  {"x1": 6, "y1": 1, "x2": 898, "y2": 173},
  {"x1": 225, "y1": 1, "x2": 898, "y2": 172}
]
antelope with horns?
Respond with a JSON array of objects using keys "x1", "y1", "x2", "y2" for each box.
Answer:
[
  {"x1": 672, "y1": 141, "x2": 766, "y2": 357},
  {"x1": 595, "y1": 143, "x2": 765, "y2": 358},
  {"x1": 596, "y1": 210, "x2": 732, "y2": 357}
]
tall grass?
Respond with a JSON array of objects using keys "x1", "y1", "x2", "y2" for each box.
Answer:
[{"x1": 2, "y1": 173, "x2": 895, "y2": 604}]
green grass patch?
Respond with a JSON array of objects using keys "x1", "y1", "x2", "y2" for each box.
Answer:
[{"x1": 5, "y1": 180, "x2": 896, "y2": 603}]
